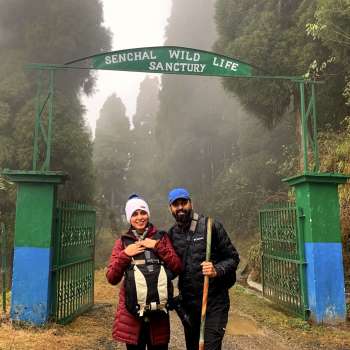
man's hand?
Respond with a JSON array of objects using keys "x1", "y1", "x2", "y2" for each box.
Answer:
[
  {"x1": 124, "y1": 242, "x2": 145, "y2": 257},
  {"x1": 201, "y1": 261, "x2": 217, "y2": 278},
  {"x1": 140, "y1": 238, "x2": 158, "y2": 249}
]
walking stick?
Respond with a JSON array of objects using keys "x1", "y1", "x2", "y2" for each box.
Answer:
[{"x1": 199, "y1": 217, "x2": 212, "y2": 350}]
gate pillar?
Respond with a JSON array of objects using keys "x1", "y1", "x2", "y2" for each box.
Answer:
[
  {"x1": 284, "y1": 173, "x2": 348, "y2": 323},
  {"x1": 2, "y1": 170, "x2": 66, "y2": 325}
]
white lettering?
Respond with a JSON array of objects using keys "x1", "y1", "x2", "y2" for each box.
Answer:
[
  {"x1": 179, "y1": 63, "x2": 187, "y2": 71},
  {"x1": 105, "y1": 56, "x2": 111, "y2": 65},
  {"x1": 112, "y1": 55, "x2": 118, "y2": 63},
  {"x1": 225, "y1": 61, "x2": 232, "y2": 70},
  {"x1": 148, "y1": 61, "x2": 206, "y2": 74},
  {"x1": 155, "y1": 61, "x2": 164, "y2": 70},
  {"x1": 213, "y1": 56, "x2": 239, "y2": 72},
  {"x1": 165, "y1": 62, "x2": 173, "y2": 71},
  {"x1": 185, "y1": 51, "x2": 193, "y2": 60},
  {"x1": 169, "y1": 50, "x2": 180, "y2": 59},
  {"x1": 134, "y1": 51, "x2": 142, "y2": 60},
  {"x1": 119, "y1": 53, "x2": 126, "y2": 62},
  {"x1": 149, "y1": 61, "x2": 156, "y2": 70},
  {"x1": 193, "y1": 53, "x2": 200, "y2": 61},
  {"x1": 127, "y1": 52, "x2": 133, "y2": 61},
  {"x1": 231, "y1": 62, "x2": 239, "y2": 71}
]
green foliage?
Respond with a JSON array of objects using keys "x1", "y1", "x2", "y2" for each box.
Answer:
[
  {"x1": 306, "y1": 0, "x2": 350, "y2": 107},
  {"x1": 0, "y1": 0, "x2": 111, "y2": 201},
  {"x1": 215, "y1": 0, "x2": 349, "y2": 128},
  {"x1": 247, "y1": 241, "x2": 262, "y2": 282},
  {"x1": 278, "y1": 117, "x2": 350, "y2": 292}
]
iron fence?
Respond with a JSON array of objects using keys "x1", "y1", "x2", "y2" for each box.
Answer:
[
  {"x1": 51, "y1": 202, "x2": 96, "y2": 324},
  {"x1": 259, "y1": 202, "x2": 308, "y2": 319}
]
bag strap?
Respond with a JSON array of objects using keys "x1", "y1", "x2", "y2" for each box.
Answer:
[
  {"x1": 121, "y1": 235, "x2": 134, "y2": 248},
  {"x1": 122, "y1": 230, "x2": 165, "y2": 266},
  {"x1": 153, "y1": 230, "x2": 166, "y2": 240},
  {"x1": 182, "y1": 212, "x2": 200, "y2": 268},
  {"x1": 189, "y1": 212, "x2": 199, "y2": 234},
  {"x1": 130, "y1": 258, "x2": 161, "y2": 265}
]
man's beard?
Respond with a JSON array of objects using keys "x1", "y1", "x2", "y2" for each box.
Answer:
[{"x1": 172, "y1": 208, "x2": 192, "y2": 224}]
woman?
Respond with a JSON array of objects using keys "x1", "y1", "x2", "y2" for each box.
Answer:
[{"x1": 106, "y1": 195, "x2": 182, "y2": 350}]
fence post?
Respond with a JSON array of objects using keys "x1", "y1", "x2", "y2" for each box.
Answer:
[
  {"x1": 1, "y1": 223, "x2": 6, "y2": 315},
  {"x1": 2, "y1": 170, "x2": 67, "y2": 325},
  {"x1": 284, "y1": 173, "x2": 349, "y2": 323}
]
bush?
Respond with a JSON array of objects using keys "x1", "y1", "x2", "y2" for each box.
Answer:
[{"x1": 247, "y1": 241, "x2": 262, "y2": 283}]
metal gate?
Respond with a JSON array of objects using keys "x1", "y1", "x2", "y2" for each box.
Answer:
[
  {"x1": 259, "y1": 202, "x2": 308, "y2": 318},
  {"x1": 51, "y1": 202, "x2": 96, "y2": 324}
]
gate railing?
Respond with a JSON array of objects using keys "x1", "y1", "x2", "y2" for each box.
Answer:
[
  {"x1": 259, "y1": 202, "x2": 308, "y2": 319},
  {"x1": 1, "y1": 223, "x2": 7, "y2": 315},
  {"x1": 51, "y1": 202, "x2": 96, "y2": 324}
]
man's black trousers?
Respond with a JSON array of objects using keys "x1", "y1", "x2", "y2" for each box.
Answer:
[{"x1": 183, "y1": 305, "x2": 228, "y2": 350}]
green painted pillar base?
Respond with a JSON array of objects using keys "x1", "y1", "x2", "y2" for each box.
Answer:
[
  {"x1": 284, "y1": 172, "x2": 349, "y2": 324},
  {"x1": 2, "y1": 170, "x2": 67, "y2": 325}
]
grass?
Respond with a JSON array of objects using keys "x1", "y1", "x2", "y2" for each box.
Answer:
[
  {"x1": 231, "y1": 284, "x2": 350, "y2": 349},
  {"x1": 0, "y1": 270, "x2": 119, "y2": 350}
]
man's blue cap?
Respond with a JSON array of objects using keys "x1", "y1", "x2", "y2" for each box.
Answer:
[{"x1": 168, "y1": 188, "x2": 190, "y2": 204}]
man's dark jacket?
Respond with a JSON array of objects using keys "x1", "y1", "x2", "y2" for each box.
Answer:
[{"x1": 169, "y1": 213, "x2": 240, "y2": 312}]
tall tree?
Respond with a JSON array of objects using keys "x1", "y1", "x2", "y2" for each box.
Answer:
[
  {"x1": 94, "y1": 94, "x2": 131, "y2": 225},
  {"x1": 0, "y1": 0, "x2": 111, "y2": 279},
  {"x1": 128, "y1": 76, "x2": 159, "y2": 194}
]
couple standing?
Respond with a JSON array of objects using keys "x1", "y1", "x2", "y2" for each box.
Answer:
[{"x1": 106, "y1": 188, "x2": 240, "y2": 350}]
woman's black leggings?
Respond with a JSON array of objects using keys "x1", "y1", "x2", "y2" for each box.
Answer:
[{"x1": 126, "y1": 321, "x2": 168, "y2": 350}]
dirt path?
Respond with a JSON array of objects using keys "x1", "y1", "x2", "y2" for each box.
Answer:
[
  {"x1": 65, "y1": 302, "x2": 295, "y2": 350},
  {"x1": 169, "y1": 309, "x2": 295, "y2": 350},
  {"x1": 73, "y1": 304, "x2": 298, "y2": 350}
]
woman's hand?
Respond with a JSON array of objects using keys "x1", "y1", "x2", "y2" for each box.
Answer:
[
  {"x1": 140, "y1": 238, "x2": 158, "y2": 249},
  {"x1": 124, "y1": 242, "x2": 145, "y2": 257}
]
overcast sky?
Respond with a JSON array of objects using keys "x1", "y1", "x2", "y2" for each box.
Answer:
[{"x1": 81, "y1": 0, "x2": 172, "y2": 136}]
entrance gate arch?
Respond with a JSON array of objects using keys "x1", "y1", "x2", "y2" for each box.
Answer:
[{"x1": 3, "y1": 46, "x2": 347, "y2": 325}]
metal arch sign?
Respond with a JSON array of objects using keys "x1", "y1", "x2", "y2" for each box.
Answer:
[{"x1": 71, "y1": 46, "x2": 253, "y2": 77}]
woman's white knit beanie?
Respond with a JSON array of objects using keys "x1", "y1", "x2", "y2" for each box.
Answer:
[{"x1": 125, "y1": 197, "x2": 150, "y2": 223}]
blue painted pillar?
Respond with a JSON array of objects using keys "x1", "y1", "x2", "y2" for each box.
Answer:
[
  {"x1": 285, "y1": 173, "x2": 348, "y2": 323},
  {"x1": 3, "y1": 170, "x2": 66, "y2": 325}
]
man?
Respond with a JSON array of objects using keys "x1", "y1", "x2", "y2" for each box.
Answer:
[{"x1": 168, "y1": 187, "x2": 240, "y2": 350}]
